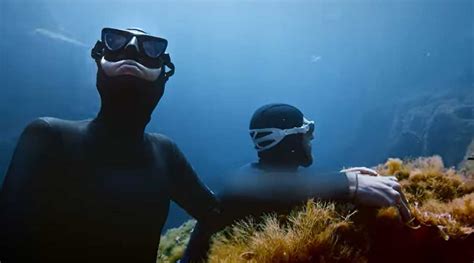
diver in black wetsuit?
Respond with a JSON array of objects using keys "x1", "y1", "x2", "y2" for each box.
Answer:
[
  {"x1": 0, "y1": 27, "x2": 220, "y2": 263},
  {"x1": 182, "y1": 103, "x2": 410, "y2": 262}
]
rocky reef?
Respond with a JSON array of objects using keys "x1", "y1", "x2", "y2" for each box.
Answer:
[
  {"x1": 388, "y1": 93, "x2": 474, "y2": 167},
  {"x1": 158, "y1": 156, "x2": 474, "y2": 263},
  {"x1": 343, "y1": 89, "x2": 474, "y2": 168}
]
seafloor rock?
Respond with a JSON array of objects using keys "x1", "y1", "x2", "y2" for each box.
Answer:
[
  {"x1": 158, "y1": 156, "x2": 474, "y2": 263},
  {"x1": 388, "y1": 91, "x2": 474, "y2": 167},
  {"x1": 342, "y1": 89, "x2": 474, "y2": 169},
  {"x1": 459, "y1": 139, "x2": 474, "y2": 178}
]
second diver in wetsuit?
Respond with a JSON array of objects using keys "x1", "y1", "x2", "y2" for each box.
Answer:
[{"x1": 183, "y1": 103, "x2": 410, "y2": 262}]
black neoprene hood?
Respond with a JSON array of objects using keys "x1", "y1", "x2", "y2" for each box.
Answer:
[{"x1": 250, "y1": 103, "x2": 304, "y2": 130}]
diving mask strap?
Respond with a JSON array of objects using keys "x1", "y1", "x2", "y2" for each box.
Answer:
[
  {"x1": 250, "y1": 118, "x2": 315, "y2": 152},
  {"x1": 91, "y1": 40, "x2": 104, "y2": 64},
  {"x1": 160, "y1": 53, "x2": 175, "y2": 81},
  {"x1": 250, "y1": 128, "x2": 286, "y2": 152}
]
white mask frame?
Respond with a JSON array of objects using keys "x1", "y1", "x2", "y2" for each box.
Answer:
[{"x1": 250, "y1": 117, "x2": 315, "y2": 152}]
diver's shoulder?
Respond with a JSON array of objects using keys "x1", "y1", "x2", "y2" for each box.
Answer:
[
  {"x1": 234, "y1": 162, "x2": 262, "y2": 177},
  {"x1": 145, "y1": 133, "x2": 183, "y2": 155},
  {"x1": 24, "y1": 117, "x2": 91, "y2": 136},
  {"x1": 146, "y1": 132, "x2": 173, "y2": 143},
  {"x1": 19, "y1": 118, "x2": 72, "y2": 142},
  {"x1": 21, "y1": 118, "x2": 54, "y2": 138},
  {"x1": 37, "y1": 117, "x2": 91, "y2": 128},
  {"x1": 145, "y1": 133, "x2": 178, "y2": 149},
  {"x1": 238, "y1": 162, "x2": 260, "y2": 172}
]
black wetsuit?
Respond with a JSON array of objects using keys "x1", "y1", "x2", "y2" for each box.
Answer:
[
  {"x1": 0, "y1": 117, "x2": 218, "y2": 263},
  {"x1": 182, "y1": 162, "x2": 350, "y2": 262}
]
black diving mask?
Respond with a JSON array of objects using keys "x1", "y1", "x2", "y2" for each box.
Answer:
[
  {"x1": 102, "y1": 27, "x2": 168, "y2": 59},
  {"x1": 91, "y1": 27, "x2": 175, "y2": 79}
]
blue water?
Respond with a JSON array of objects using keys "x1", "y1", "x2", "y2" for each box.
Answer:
[{"x1": 0, "y1": 0, "x2": 472, "y2": 229}]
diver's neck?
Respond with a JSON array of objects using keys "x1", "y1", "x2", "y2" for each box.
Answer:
[
  {"x1": 93, "y1": 108, "x2": 148, "y2": 142},
  {"x1": 258, "y1": 159, "x2": 299, "y2": 172}
]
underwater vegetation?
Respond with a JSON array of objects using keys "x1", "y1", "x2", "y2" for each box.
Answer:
[
  {"x1": 157, "y1": 156, "x2": 474, "y2": 263},
  {"x1": 157, "y1": 220, "x2": 196, "y2": 263}
]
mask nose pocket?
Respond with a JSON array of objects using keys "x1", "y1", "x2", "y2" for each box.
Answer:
[
  {"x1": 125, "y1": 36, "x2": 139, "y2": 50},
  {"x1": 124, "y1": 36, "x2": 140, "y2": 57}
]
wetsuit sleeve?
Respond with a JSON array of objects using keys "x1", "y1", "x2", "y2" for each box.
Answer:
[
  {"x1": 0, "y1": 118, "x2": 63, "y2": 261},
  {"x1": 223, "y1": 170, "x2": 351, "y2": 205},
  {"x1": 167, "y1": 142, "x2": 220, "y2": 223},
  {"x1": 182, "y1": 170, "x2": 351, "y2": 262},
  {"x1": 181, "y1": 221, "x2": 217, "y2": 263}
]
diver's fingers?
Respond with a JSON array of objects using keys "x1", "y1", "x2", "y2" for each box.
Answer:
[
  {"x1": 393, "y1": 183, "x2": 402, "y2": 192},
  {"x1": 386, "y1": 176, "x2": 398, "y2": 182},
  {"x1": 340, "y1": 167, "x2": 379, "y2": 176},
  {"x1": 397, "y1": 190, "x2": 412, "y2": 222},
  {"x1": 344, "y1": 167, "x2": 378, "y2": 175},
  {"x1": 400, "y1": 191, "x2": 410, "y2": 210},
  {"x1": 398, "y1": 198, "x2": 412, "y2": 223},
  {"x1": 389, "y1": 189, "x2": 402, "y2": 206},
  {"x1": 391, "y1": 181, "x2": 402, "y2": 192}
]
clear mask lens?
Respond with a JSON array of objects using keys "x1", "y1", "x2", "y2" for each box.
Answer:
[
  {"x1": 104, "y1": 32, "x2": 128, "y2": 51},
  {"x1": 142, "y1": 39, "x2": 167, "y2": 58}
]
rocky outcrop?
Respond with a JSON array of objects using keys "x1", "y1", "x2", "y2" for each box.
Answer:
[
  {"x1": 388, "y1": 90, "x2": 474, "y2": 166},
  {"x1": 343, "y1": 88, "x2": 474, "y2": 168},
  {"x1": 459, "y1": 139, "x2": 474, "y2": 176}
]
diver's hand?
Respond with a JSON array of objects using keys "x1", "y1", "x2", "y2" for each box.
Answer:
[
  {"x1": 341, "y1": 167, "x2": 380, "y2": 176},
  {"x1": 342, "y1": 168, "x2": 411, "y2": 222}
]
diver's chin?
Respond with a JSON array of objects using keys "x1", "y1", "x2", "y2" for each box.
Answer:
[
  {"x1": 116, "y1": 65, "x2": 146, "y2": 79},
  {"x1": 100, "y1": 57, "x2": 161, "y2": 82}
]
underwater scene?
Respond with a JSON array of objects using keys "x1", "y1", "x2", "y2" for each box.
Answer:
[{"x1": 0, "y1": 0, "x2": 473, "y2": 262}]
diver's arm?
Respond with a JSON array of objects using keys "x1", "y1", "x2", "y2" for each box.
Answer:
[
  {"x1": 181, "y1": 221, "x2": 218, "y2": 263},
  {"x1": 0, "y1": 118, "x2": 63, "y2": 261},
  {"x1": 167, "y1": 142, "x2": 220, "y2": 223},
  {"x1": 224, "y1": 169, "x2": 408, "y2": 218},
  {"x1": 182, "y1": 172, "x2": 352, "y2": 263},
  {"x1": 223, "y1": 171, "x2": 351, "y2": 204}
]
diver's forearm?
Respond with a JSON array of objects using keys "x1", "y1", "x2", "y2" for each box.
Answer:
[
  {"x1": 224, "y1": 172, "x2": 350, "y2": 203},
  {"x1": 181, "y1": 222, "x2": 217, "y2": 263}
]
